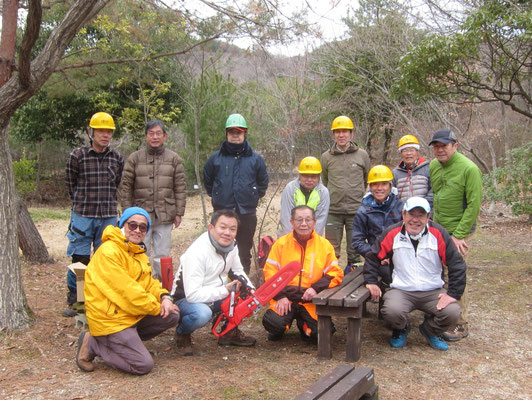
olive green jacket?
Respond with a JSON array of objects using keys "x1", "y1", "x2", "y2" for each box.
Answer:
[{"x1": 321, "y1": 142, "x2": 370, "y2": 214}]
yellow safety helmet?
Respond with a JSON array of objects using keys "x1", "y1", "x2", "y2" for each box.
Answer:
[
  {"x1": 367, "y1": 165, "x2": 394, "y2": 184},
  {"x1": 89, "y1": 112, "x2": 116, "y2": 130},
  {"x1": 397, "y1": 135, "x2": 420, "y2": 151},
  {"x1": 298, "y1": 156, "x2": 322, "y2": 174},
  {"x1": 331, "y1": 116, "x2": 354, "y2": 131}
]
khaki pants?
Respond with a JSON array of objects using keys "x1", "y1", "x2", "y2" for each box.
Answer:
[
  {"x1": 382, "y1": 288, "x2": 461, "y2": 336},
  {"x1": 325, "y1": 213, "x2": 360, "y2": 265}
]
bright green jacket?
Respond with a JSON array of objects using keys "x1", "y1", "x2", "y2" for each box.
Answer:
[{"x1": 430, "y1": 152, "x2": 483, "y2": 239}]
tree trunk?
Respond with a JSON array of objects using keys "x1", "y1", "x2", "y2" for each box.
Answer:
[
  {"x1": 193, "y1": 108, "x2": 208, "y2": 229},
  {"x1": 382, "y1": 126, "x2": 393, "y2": 165},
  {"x1": 0, "y1": 123, "x2": 33, "y2": 330},
  {"x1": 17, "y1": 195, "x2": 54, "y2": 263}
]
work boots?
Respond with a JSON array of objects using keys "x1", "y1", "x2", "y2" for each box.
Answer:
[
  {"x1": 76, "y1": 331, "x2": 95, "y2": 372},
  {"x1": 218, "y1": 327, "x2": 256, "y2": 347},
  {"x1": 175, "y1": 332, "x2": 193, "y2": 356}
]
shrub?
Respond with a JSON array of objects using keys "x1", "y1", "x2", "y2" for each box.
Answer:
[
  {"x1": 484, "y1": 143, "x2": 532, "y2": 222},
  {"x1": 13, "y1": 156, "x2": 37, "y2": 196}
]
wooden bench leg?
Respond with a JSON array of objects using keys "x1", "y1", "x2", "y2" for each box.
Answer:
[
  {"x1": 317, "y1": 315, "x2": 332, "y2": 359},
  {"x1": 346, "y1": 317, "x2": 361, "y2": 362}
]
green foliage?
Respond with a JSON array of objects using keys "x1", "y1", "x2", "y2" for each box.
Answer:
[
  {"x1": 179, "y1": 71, "x2": 243, "y2": 186},
  {"x1": 396, "y1": 0, "x2": 532, "y2": 117},
  {"x1": 314, "y1": 0, "x2": 424, "y2": 152},
  {"x1": 28, "y1": 208, "x2": 71, "y2": 223},
  {"x1": 484, "y1": 143, "x2": 532, "y2": 218},
  {"x1": 12, "y1": 156, "x2": 37, "y2": 196},
  {"x1": 10, "y1": 90, "x2": 93, "y2": 146}
]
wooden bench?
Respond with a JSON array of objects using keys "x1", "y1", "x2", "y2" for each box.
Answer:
[
  {"x1": 312, "y1": 267, "x2": 371, "y2": 362},
  {"x1": 293, "y1": 364, "x2": 378, "y2": 400}
]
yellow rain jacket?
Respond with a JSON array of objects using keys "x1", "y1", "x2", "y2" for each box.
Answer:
[
  {"x1": 84, "y1": 226, "x2": 168, "y2": 336},
  {"x1": 263, "y1": 230, "x2": 343, "y2": 319}
]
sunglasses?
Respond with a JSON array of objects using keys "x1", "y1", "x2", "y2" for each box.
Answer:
[{"x1": 126, "y1": 221, "x2": 148, "y2": 233}]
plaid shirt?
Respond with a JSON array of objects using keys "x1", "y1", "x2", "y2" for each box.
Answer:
[{"x1": 66, "y1": 146, "x2": 124, "y2": 218}]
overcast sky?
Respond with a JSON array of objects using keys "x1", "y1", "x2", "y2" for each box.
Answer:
[{"x1": 232, "y1": 0, "x2": 355, "y2": 55}]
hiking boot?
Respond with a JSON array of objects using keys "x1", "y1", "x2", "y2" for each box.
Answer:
[
  {"x1": 267, "y1": 333, "x2": 283, "y2": 341},
  {"x1": 175, "y1": 332, "x2": 193, "y2": 356},
  {"x1": 300, "y1": 332, "x2": 317, "y2": 344},
  {"x1": 76, "y1": 331, "x2": 95, "y2": 372},
  {"x1": 390, "y1": 322, "x2": 411, "y2": 348},
  {"x1": 442, "y1": 324, "x2": 469, "y2": 342},
  {"x1": 218, "y1": 327, "x2": 256, "y2": 347},
  {"x1": 419, "y1": 324, "x2": 449, "y2": 351},
  {"x1": 62, "y1": 308, "x2": 77, "y2": 318}
]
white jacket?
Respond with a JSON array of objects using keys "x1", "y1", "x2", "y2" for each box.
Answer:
[
  {"x1": 391, "y1": 228, "x2": 445, "y2": 292},
  {"x1": 171, "y1": 232, "x2": 252, "y2": 303}
]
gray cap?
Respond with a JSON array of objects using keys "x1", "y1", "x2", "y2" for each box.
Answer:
[{"x1": 429, "y1": 129, "x2": 457, "y2": 145}]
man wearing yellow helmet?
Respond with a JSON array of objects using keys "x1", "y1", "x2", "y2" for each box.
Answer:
[
  {"x1": 65, "y1": 112, "x2": 124, "y2": 315},
  {"x1": 277, "y1": 157, "x2": 330, "y2": 238},
  {"x1": 321, "y1": 116, "x2": 370, "y2": 268},
  {"x1": 392, "y1": 135, "x2": 433, "y2": 207},
  {"x1": 352, "y1": 165, "x2": 403, "y2": 260}
]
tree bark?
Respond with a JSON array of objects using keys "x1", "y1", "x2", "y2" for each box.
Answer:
[
  {"x1": 17, "y1": 195, "x2": 54, "y2": 264},
  {"x1": 0, "y1": 0, "x2": 110, "y2": 331},
  {"x1": 0, "y1": 123, "x2": 33, "y2": 330},
  {"x1": 0, "y1": 0, "x2": 19, "y2": 86}
]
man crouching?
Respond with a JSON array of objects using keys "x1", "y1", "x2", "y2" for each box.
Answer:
[
  {"x1": 76, "y1": 207, "x2": 180, "y2": 374},
  {"x1": 171, "y1": 209, "x2": 256, "y2": 356},
  {"x1": 364, "y1": 197, "x2": 466, "y2": 351}
]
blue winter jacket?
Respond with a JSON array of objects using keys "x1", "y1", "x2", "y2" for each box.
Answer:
[
  {"x1": 203, "y1": 140, "x2": 269, "y2": 214},
  {"x1": 352, "y1": 190, "x2": 404, "y2": 257}
]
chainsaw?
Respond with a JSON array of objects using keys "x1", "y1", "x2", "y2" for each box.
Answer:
[{"x1": 212, "y1": 260, "x2": 301, "y2": 338}]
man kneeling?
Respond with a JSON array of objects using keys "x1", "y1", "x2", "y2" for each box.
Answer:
[
  {"x1": 262, "y1": 205, "x2": 343, "y2": 342},
  {"x1": 76, "y1": 207, "x2": 180, "y2": 375},
  {"x1": 363, "y1": 197, "x2": 466, "y2": 351},
  {"x1": 171, "y1": 209, "x2": 256, "y2": 356}
]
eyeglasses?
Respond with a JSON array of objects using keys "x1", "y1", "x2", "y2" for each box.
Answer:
[
  {"x1": 147, "y1": 130, "x2": 164, "y2": 137},
  {"x1": 293, "y1": 218, "x2": 315, "y2": 225},
  {"x1": 126, "y1": 221, "x2": 148, "y2": 232}
]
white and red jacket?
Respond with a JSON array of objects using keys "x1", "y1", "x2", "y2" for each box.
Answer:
[{"x1": 363, "y1": 221, "x2": 466, "y2": 300}]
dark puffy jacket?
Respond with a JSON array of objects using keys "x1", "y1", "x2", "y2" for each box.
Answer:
[
  {"x1": 351, "y1": 190, "x2": 404, "y2": 257},
  {"x1": 392, "y1": 157, "x2": 433, "y2": 207},
  {"x1": 203, "y1": 140, "x2": 269, "y2": 214}
]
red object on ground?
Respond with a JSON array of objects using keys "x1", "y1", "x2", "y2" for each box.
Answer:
[
  {"x1": 160, "y1": 257, "x2": 173, "y2": 291},
  {"x1": 212, "y1": 260, "x2": 301, "y2": 337}
]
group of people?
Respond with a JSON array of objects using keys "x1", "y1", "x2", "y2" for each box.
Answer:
[{"x1": 69, "y1": 111, "x2": 482, "y2": 376}]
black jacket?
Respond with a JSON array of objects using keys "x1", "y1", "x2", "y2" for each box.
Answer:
[{"x1": 203, "y1": 140, "x2": 269, "y2": 214}]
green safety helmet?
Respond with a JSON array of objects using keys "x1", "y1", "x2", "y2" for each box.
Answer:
[{"x1": 225, "y1": 114, "x2": 248, "y2": 131}]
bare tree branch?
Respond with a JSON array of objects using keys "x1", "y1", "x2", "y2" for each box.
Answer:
[{"x1": 18, "y1": 0, "x2": 42, "y2": 88}]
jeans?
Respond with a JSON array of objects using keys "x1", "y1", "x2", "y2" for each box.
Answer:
[
  {"x1": 175, "y1": 298, "x2": 222, "y2": 335},
  {"x1": 66, "y1": 211, "x2": 116, "y2": 301},
  {"x1": 66, "y1": 211, "x2": 117, "y2": 257}
]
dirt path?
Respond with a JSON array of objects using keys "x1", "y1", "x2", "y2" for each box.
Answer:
[{"x1": 1, "y1": 193, "x2": 531, "y2": 399}]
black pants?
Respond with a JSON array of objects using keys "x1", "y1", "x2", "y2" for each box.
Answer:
[
  {"x1": 262, "y1": 304, "x2": 319, "y2": 340},
  {"x1": 235, "y1": 212, "x2": 257, "y2": 275}
]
